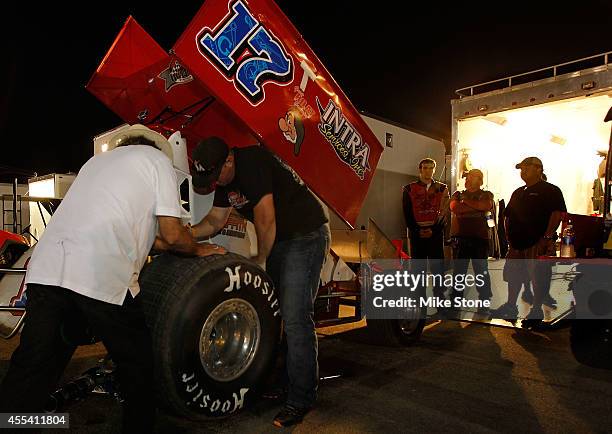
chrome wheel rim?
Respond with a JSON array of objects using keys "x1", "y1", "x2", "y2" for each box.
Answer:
[{"x1": 199, "y1": 298, "x2": 261, "y2": 382}]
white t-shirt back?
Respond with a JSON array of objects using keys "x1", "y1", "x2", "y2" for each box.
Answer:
[{"x1": 25, "y1": 145, "x2": 182, "y2": 305}]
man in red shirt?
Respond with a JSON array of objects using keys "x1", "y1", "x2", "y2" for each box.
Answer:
[{"x1": 402, "y1": 158, "x2": 450, "y2": 300}]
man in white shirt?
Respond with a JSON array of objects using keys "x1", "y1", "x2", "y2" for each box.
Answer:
[{"x1": 0, "y1": 125, "x2": 224, "y2": 433}]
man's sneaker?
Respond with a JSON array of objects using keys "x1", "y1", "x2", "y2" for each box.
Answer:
[
  {"x1": 490, "y1": 303, "x2": 519, "y2": 321},
  {"x1": 525, "y1": 306, "x2": 544, "y2": 320},
  {"x1": 522, "y1": 307, "x2": 545, "y2": 330},
  {"x1": 273, "y1": 405, "x2": 310, "y2": 428},
  {"x1": 521, "y1": 289, "x2": 534, "y2": 305},
  {"x1": 542, "y1": 294, "x2": 558, "y2": 309}
]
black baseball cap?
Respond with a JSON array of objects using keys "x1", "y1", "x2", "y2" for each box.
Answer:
[
  {"x1": 515, "y1": 156, "x2": 543, "y2": 170},
  {"x1": 191, "y1": 136, "x2": 229, "y2": 191}
]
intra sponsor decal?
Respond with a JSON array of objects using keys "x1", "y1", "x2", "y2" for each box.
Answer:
[{"x1": 316, "y1": 97, "x2": 371, "y2": 180}]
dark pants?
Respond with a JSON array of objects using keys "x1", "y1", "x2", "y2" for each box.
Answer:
[
  {"x1": 266, "y1": 225, "x2": 330, "y2": 409},
  {"x1": 504, "y1": 242, "x2": 554, "y2": 309},
  {"x1": 409, "y1": 231, "x2": 445, "y2": 297},
  {"x1": 0, "y1": 284, "x2": 155, "y2": 434},
  {"x1": 452, "y1": 237, "x2": 493, "y2": 300}
]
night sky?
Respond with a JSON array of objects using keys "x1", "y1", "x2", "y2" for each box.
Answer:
[{"x1": 2, "y1": 0, "x2": 611, "y2": 182}]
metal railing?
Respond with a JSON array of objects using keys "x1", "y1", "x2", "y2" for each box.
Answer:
[{"x1": 456, "y1": 51, "x2": 611, "y2": 98}]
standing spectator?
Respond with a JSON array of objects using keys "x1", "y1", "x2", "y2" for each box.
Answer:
[
  {"x1": 402, "y1": 158, "x2": 450, "y2": 299},
  {"x1": 491, "y1": 157, "x2": 566, "y2": 322},
  {"x1": 450, "y1": 169, "x2": 494, "y2": 311},
  {"x1": 520, "y1": 171, "x2": 553, "y2": 306},
  {"x1": 0, "y1": 125, "x2": 223, "y2": 434}
]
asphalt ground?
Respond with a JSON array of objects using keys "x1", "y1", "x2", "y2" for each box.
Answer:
[{"x1": 1, "y1": 318, "x2": 611, "y2": 433}]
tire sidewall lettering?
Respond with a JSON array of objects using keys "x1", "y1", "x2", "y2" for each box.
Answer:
[
  {"x1": 169, "y1": 260, "x2": 280, "y2": 417},
  {"x1": 224, "y1": 264, "x2": 281, "y2": 317}
]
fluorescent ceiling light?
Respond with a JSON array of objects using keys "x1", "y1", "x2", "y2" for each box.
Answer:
[{"x1": 550, "y1": 135, "x2": 566, "y2": 145}]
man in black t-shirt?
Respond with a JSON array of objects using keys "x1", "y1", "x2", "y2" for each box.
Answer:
[
  {"x1": 189, "y1": 137, "x2": 329, "y2": 427},
  {"x1": 491, "y1": 157, "x2": 566, "y2": 323}
]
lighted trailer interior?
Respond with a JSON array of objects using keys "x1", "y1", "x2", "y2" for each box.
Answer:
[{"x1": 455, "y1": 92, "x2": 612, "y2": 215}]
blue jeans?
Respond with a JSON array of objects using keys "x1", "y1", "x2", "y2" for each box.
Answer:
[{"x1": 266, "y1": 224, "x2": 330, "y2": 409}]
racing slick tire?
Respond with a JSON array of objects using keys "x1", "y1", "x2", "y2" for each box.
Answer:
[
  {"x1": 140, "y1": 253, "x2": 282, "y2": 419},
  {"x1": 570, "y1": 319, "x2": 612, "y2": 370}
]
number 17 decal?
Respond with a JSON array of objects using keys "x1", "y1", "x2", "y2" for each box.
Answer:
[{"x1": 197, "y1": 0, "x2": 293, "y2": 105}]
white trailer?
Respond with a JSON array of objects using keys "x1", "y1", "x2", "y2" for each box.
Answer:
[
  {"x1": 451, "y1": 51, "x2": 612, "y2": 369},
  {"x1": 451, "y1": 51, "x2": 611, "y2": 213}
]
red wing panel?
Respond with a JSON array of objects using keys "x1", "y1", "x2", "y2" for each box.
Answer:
[
  {"x1": 172, "y1": 0, "x2": 383, "y2": 227},
  {"x1": 86, "y1": 17, "x2": 170, "y2": 123},
  {"x1": 86, "y1": 16, "x2": 255, "y2": 153}
]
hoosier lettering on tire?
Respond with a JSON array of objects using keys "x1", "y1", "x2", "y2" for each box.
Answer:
[{"x1": 139, "y1": 253, "x2": 282, "y2": 419}]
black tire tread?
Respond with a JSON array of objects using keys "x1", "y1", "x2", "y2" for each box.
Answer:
[{"x1": 139, "y1": 252, "x2": 259, "y2": 419}]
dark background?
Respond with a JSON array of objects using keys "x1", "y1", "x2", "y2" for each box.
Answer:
[{"x1": 2, "y1": 0, "x2": 611, "y2": 181}]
